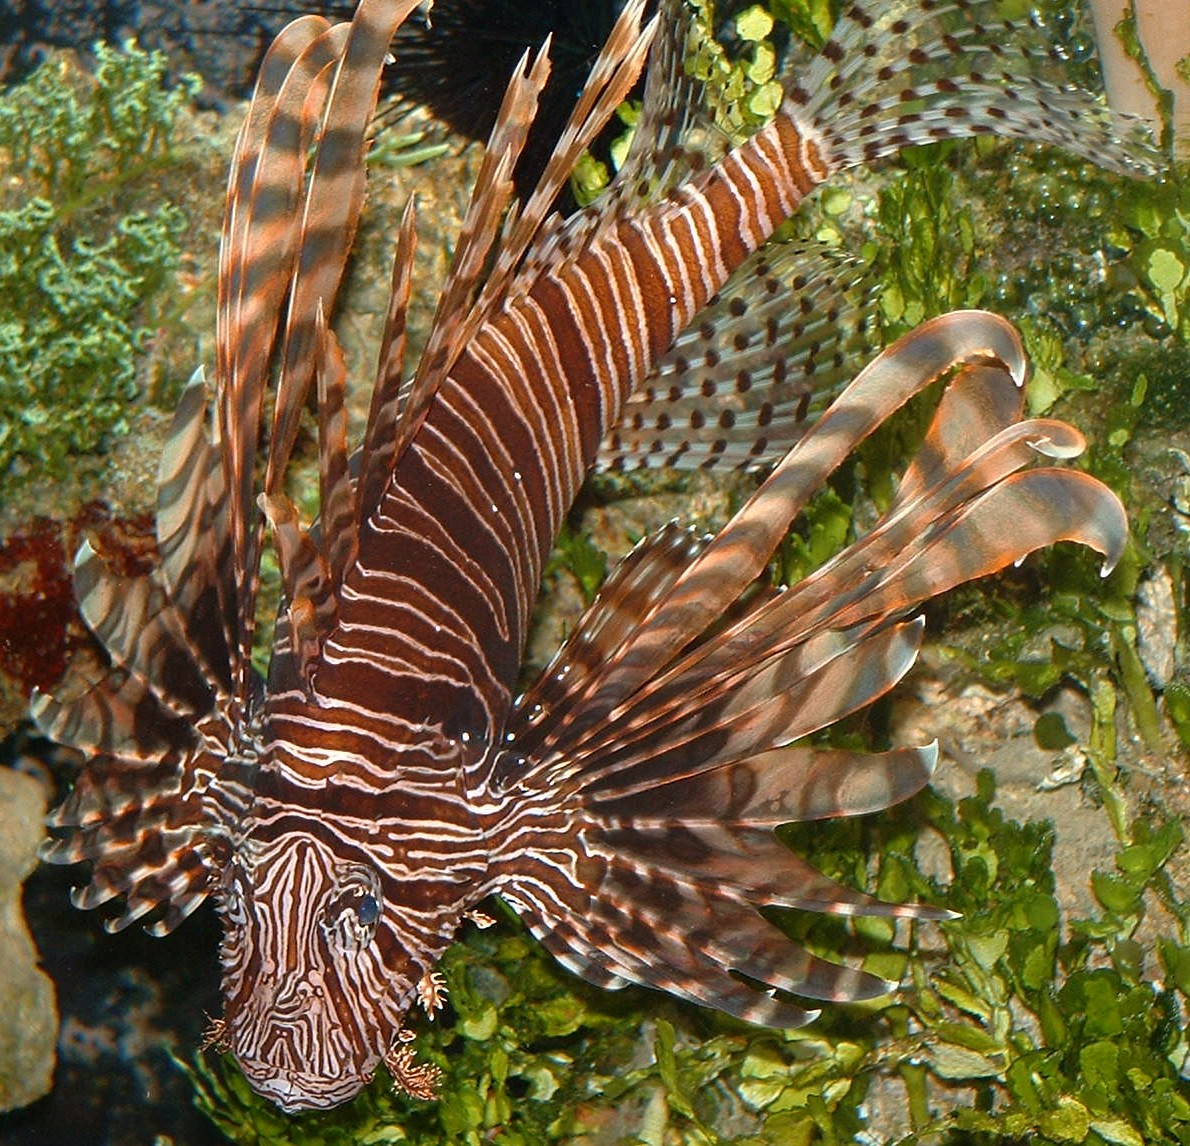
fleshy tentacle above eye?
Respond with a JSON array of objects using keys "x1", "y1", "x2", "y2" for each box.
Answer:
[{"x1": 487, "y1": 311, "x2": 1127, "y2": 1027}]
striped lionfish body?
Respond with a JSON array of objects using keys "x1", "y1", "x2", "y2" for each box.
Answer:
[{"x1": 34, "y1": 0, "x2": 1152, "y2": 1113}]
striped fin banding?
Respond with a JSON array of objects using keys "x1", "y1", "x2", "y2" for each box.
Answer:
[
  {"x1": 491, "y1": 314, "x2": 1126, "y2": 1019},
  {"x1": 358, "y1": 197, "x2": 418, "y2": 528}
]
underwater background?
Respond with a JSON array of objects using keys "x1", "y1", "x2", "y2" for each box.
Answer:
[{"x1": 1, "y1": 0, "x2": 1189, "y2": 1143}]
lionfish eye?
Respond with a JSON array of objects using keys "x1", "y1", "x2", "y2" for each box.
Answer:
[
  {"x1": 357, "y1": 894, "x2": 380, "y2": 926},
  {"x1": 321, "y1": 869, "x2": 382, "y2": 950}
]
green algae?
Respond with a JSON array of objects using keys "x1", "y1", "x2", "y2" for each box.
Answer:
[{"x1": 0, "y1": 42, "x2": 200, "y2": 485}]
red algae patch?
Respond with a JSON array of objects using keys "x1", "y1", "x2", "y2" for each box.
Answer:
[{"x1": 0, "y1": 506, "x2": 155, "y2": 713}]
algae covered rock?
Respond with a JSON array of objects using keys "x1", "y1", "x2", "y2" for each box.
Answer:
[{"x1": 0, "y1": 767, "x2": 56, "y2": 1112}]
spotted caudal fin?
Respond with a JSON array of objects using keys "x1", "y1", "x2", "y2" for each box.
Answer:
[
  {"x1": 595, "y1": 0, "x2": 1157, "y2": 479},
  {"x1": 487, "y1": 312, "x2": 1127, "y2": 1026},
  {"x1": 789, "y1": 0, "x2": 1158, "y2": 176}
]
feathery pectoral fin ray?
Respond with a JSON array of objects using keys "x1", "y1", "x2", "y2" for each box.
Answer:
[
  {"x1": 566, "y1": 619, "x2": 924, "y2": 801},
  {"x1": 154, "y1": 367, "x2": 236, "y2": 695},
  {"x1": 507, "y1": 521, "x2": 708, "y2": 761},
  {"x1": 833, "y1": 468, "x2": 1129, "y2": 633},
  {"x1": 588, "y1": 743, "x2": 939, "y2": 827},
  {"x1": 492, "y1": 310, "x2": 1122, "y2": 1026},
  {"x1": 577, "y1": 313, "x2": 1028, "y2": 725}
]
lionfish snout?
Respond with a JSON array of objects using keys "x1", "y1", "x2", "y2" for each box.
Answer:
[
  {"x1": 237, "y1": 1051, "x2": 378, "y2": 1114},
  {"x1": 219, "y1": 958, "x2": 387, "y2": 1112}
]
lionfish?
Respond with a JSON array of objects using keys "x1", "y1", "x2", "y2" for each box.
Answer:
[{"x1": 33, "y1": 0, "x2": 1151, "y2": 1114}]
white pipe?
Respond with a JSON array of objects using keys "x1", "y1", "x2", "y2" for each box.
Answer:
[{"x1": 1089, "y1": 0, "x2": 1190, "y2": 154}]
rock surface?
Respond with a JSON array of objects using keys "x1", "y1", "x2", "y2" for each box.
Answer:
[{"x1": 0, "y1": 767, "x2": 56, "y2": 1114}]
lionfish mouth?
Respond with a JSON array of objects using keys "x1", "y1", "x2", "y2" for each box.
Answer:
[{"x1": 239, "y1": 1061, "x2": 376, "y2": 1113}]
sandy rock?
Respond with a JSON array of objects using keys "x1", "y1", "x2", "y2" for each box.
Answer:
[{"x1": 0, "y1": 768, "x2": 57, "y2": 1113}]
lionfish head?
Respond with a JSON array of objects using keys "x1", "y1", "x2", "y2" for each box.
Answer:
[{"x1": 213, "y1": 832, "x2": 412, "y2": 1112}]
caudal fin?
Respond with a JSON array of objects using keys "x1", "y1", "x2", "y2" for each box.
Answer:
[{"x1": 788, "y1": 0, "x2": 1158, "y2": 176}]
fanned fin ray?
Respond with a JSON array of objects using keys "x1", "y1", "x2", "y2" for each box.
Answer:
[
  {"x1": 220, "y1": 18, "x2": 349, "y2": 693},
  {"x1": 72, "y1": 544, "x2": 214, "y2": 718},
  {"x1": 589, "y1": 743, "x2": 939, "y2": 826},
  {"x1": 154, "y1": 367, "x2": 235, "y2": 696},
  {"x1": 376, "y1": 40, "x2": 555, "y2": 483},
  {"x1": 358, "y1": 196, "x2": 418, "y2": 527},
  {"x1": 31, "y1": 2, "x2": 435, "y2": 935},
  {"x1": 491, "y1": 311, "x2": 1123, "y2": 1027},
  {"x1": 507, "y1": 521, "x2": 709, "y2": 758}
]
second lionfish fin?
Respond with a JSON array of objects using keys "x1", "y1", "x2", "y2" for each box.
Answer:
[
  {"x1": 597, "y1": 241, "x2": 876, "y2": 472},
  {"x1": 32, "y1": 509, "x2": 244, "y2": 934},
  {"x1": 790, "y1": 0, "x2": 1158, "y2": 176},
  {"x1": 33, "y1": 513, "x2": 243, "y2": 932},
  {"x1": 490, "y1": 310, "x2": 1122, "y2": 1025}
]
